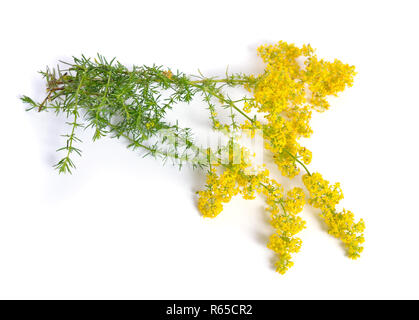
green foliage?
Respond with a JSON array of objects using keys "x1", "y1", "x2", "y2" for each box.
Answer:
[{"x1": 22, "y1": 54, "x2": 222, "y2": 171}]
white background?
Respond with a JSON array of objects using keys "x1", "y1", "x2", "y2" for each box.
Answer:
[{"x1": 1, "y1": 0, "x2": 418, "y2": 299}]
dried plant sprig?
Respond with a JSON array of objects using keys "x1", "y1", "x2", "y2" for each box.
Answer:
[{"x1": 22, "y1": 41, "x2": 365, "y2": 274}]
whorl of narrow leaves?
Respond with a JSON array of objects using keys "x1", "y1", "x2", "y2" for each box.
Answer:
[{"x1": 22, "y1": 55, "x2": 208, "y2": 172}]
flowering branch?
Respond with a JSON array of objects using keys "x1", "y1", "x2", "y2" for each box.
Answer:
[{"x1": 21, "y1": 41, "x2": 365, "y2": 274}]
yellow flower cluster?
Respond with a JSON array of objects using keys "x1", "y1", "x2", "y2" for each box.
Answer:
[
  {"x1": 267, "y1": 234, "x2": 303, "y2": 274},
  {"x1": 262, "y1": 180, "x2": 284, "y2": 215},
  {"x1": 262, "y1": 183, "x2": 306, "y2": 274},
  {"x1": 298, "y1": 147, "x2": 312, "y2": 165},
  {"x1": 255, "y1": 41, "x2": 355, "y2": 114},
  {"x1": 198, "y1": 154, "x2": 308, "y2": 274},
  {"x1": 241, "y1": 119, "x2": 262, "y2": 138},
  {"x1": 303, "y1": 172, "x2": 343, "y2": 209},
  {"x1": 323, "y1": 209, "x2": 365, "y2": 259},
  {"x1": 197, "y1": 41, "x2": 363, "y2": 274},
  {"x1": 305, "y1": 57, "x2": 356, "y2": 111},
  {"x1": 197, "y1": 167, "x2": 237, "y2": 218},
  {"x1": 303, "y1": 173, "x2": 365, "y2": 259},
  {"x1": 197, "y1": 162, "x2": 269, "y2": 218},
  {"x1": 283, "y1": 187, "x2": 306, "y2": 214},
  {"x1": 242, "y1": 41, "x2": 356, "y2": 178}
]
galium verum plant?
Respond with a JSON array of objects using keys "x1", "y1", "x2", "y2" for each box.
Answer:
[{"x1": 22, "y1": 41, "x2": 365, "y2": 274}]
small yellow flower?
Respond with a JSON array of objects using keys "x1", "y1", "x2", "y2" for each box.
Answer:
[
  {"x1": 303, "y1": 173, "x2": 365, "y2": 258},
  {"x1": 163, "y1": 69, "x2": 173, "y2": 79}
]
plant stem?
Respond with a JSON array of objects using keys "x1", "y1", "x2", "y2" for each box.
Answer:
[
  {"x1": 191, "y1": 78, "x2": 249, "y2": 84},
  {"x1": 65, "y1": 74, "x2": 85, "y2": 160},
  {"x1": 284, "y1": 150, "x2": 311, "y2": 176},
  {"x1": 213, "y1": 92, "x2": 254, "y2": 123}
]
